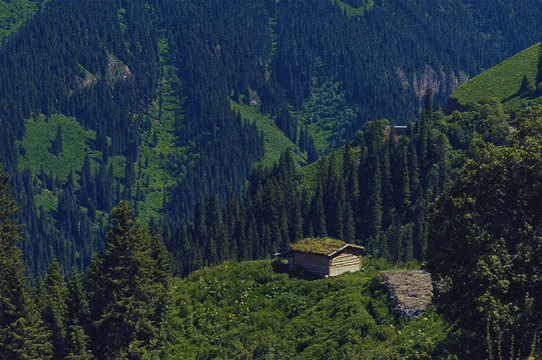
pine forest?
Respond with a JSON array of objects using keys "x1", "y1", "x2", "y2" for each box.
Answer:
[{"x1": 1, "y1": 0, "x2": 542, "y2": 358}]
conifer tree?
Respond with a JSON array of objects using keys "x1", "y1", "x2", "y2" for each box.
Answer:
[
  {"x1": 86, "y1": 201, "x2": 169, "y2": 359},
  {"x1": 65, "y1": 271, "x2": 92, "y2": 357},
  {"x1": 367, "y1": 154, "x2": 383, "y2": 239},
  {"x1": 306, "y1": 137, "x2": 318, "y2": 164},
  {"x1": 423, "y1": 88, "x2": 433, "y2": 120},
  {"x1": 343, "y1": 196, "x2": 356, "y2": 243},
  {"x1": 397, "y1": 146, "x2": 411, "y2": 216},
  {"x1": 63, "y1": 325, "x2": 94, "y2": 360},
  {"x1": 50, "y1": 125, "x2": 63, "y2": 156},
  {"x1": 342, "y1": 140, "x2": 359, "y2": 207},
  {"x1": 0, "y1": 166, "x2": 52, "y2": 359},
  {"x1": 40, "y1": 259, "x2": 69, "y2": 360},
  {"x1": 309, "y1": 172, "x2": 327, "y2": 238}
]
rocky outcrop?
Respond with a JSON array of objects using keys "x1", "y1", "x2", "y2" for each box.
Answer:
[
  {"x1": 395, "y1": 65, "x2": 469, "y2": 102},
  {"x1": 106, "y1": 52, "x2": 134, "y2": 86}
]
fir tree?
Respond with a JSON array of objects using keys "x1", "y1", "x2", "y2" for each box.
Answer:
[
  {"x1": 86, "y1": 201, "x2": 169, "y2": 359},
  {"x1": 40, "y1": 259, "x2": 69, "y2": 360},
  {"x1": 309, "y1": 173, "x2": 327, "y2": 238},
  {"x1": 63, "y1": 325, "x2": 94, "y2": 360},
  {"x1": 0, "y1": 166, "x2": 52, "y2": 359},
  {"x1": 49, "y1": 125, "x2": 63, "y2": 156}
]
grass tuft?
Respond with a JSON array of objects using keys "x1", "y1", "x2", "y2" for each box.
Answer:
[{"x1": 289, "y1": 237, "x2": 347, "y2": 255}]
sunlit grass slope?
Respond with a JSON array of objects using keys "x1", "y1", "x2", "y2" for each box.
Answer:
[{"x1": 450, "y1": 42, "x2": 541, "y2": 109}]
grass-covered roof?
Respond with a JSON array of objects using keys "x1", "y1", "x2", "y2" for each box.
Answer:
[{"x1": 289, "y1": 237, "x2": 347, "y2": 255}]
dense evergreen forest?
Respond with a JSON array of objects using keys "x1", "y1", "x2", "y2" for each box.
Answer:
[
  {"x1": 0, "y1": 0, "x2": 539, "y2": 274},
  {"x1": 1, "y1": 104, "x2": 542, "y2": 358},
  {"x1": 166, "y1": 93, "x2": 515, "y2": 276},
  {"x1": 0, "y1": 0, "x2": 542, "y2": 356}
]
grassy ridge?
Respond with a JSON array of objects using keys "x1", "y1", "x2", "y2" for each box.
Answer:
[
  {"x1": 450, "y1": 42, "x2": 541, "y2": 108},
  {"x1": 163, "y1": 259, "x2": 449, "y2": 359}
]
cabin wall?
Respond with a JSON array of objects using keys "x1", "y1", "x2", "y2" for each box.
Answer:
[
  {"x1": 293, "y1": 253, "x2": 329, "y2": 277},
  {"x1": 329, "y1": 252, "x2": 361, "y2": 277}
]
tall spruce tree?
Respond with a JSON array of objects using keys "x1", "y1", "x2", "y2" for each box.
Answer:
[
  {"x1": 86, "y1": 201, "x2": 169, "y2": 359},
  {"x1": 0, "y1": 166, "x2": 52, "y2": 359},
  {"x1": 64, "y1": 271, "x2": 93, "y2": 360},
  {"x1": 39, "y1": 259, "x2": 69, "y2": 360}
]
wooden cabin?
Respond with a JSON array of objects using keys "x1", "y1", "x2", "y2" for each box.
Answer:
[
  {"x1": 385, "y1": 125, "x2": 408, "y2": 137},
  {"x1": 276, "y1": 238, "x2": 365, "y2": 278}
]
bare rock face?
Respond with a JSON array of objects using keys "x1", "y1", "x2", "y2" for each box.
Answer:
[
  {"x1": 106, "y1": 52, "x2": 134, "y2": 86},
  {"x1": 395, "y1": 65, "x2": 469, "y2": 104},
  {"x1": 412, "y1": 66, "x2": 469, "y2": 100},
  {"x1": 380, "y1": 270, "x2": 433, "y2": 319}
]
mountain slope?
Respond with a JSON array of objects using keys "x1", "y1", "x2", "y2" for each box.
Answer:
[
  {"x1": 445, "y1": 42, "x2": 542, "y2": 113},
  {"x1": 0, "y1": 0, "x2": 541, "y2": 274},
  {"x1": 0, "y1": 0, "x2": 48, "y2": 43}
]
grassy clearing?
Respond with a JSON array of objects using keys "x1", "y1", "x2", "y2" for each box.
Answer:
[
  {"x1": 450, "y1": 42, "x2": 541, "y2": 107},
  {"x1": 18, "y1": 113, "x2": 101, "y2": 182},
  {"x1": 231, "y1": 101, "x2": 306, "y2": 168},
  {"x1": 18, "y1": 113, "x2": 127, "y2": 218}
]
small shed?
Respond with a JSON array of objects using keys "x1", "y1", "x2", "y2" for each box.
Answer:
[{"x1": 276, "y1": 238, "x2": 365, "y2": 278}]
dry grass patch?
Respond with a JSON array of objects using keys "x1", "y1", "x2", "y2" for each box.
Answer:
[{"x1": 380, "y1": 270, "x2": 433, "y2": 318}]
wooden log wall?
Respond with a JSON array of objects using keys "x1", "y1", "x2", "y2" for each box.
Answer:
[
  {"x1": 329, "y1": 252, "x2": 361, "y2": 277},
  {"x1": 293, "y1": 253, "x2": 329, "y2": 277}
]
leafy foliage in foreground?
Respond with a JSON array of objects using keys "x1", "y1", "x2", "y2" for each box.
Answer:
[
  {"x1": 163, "y1": 259, "x2": 449, "y2": 359},
  {"x1": 426, "y1": 106, "x2": 542, "y2": 358}
]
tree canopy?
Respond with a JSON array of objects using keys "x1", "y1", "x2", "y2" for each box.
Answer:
[{"x1": 426, "y1": 106, "x2": 542, "y2": 358}]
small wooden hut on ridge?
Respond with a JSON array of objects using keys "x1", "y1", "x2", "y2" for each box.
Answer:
[{"x1": 275, "y1": 238, "x2": 365, "y2": 278}]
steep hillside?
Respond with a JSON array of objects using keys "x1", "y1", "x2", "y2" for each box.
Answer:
[
  {"x1": 231, "y1": 101, "x2": 306, "y2": 168},
  {"x1": 446, "y1": 42, "x2": 542, "y2": 113},
  {"x1": 163, "y1": 259, "x2": 449, "y2": 359},
  {"x1": 0, "y1": 0, "x2": 541, "y2": 275}
]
